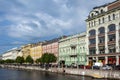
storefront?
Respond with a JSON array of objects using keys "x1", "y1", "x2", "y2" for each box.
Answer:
[
  {"x1": 108, "y1": 56, "x2": 116, "y2": 64},
  {"x1": 98, "y1": 57, "x2": 105, "y2": 65}
]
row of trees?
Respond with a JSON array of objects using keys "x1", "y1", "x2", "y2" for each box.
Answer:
[{"x1": 0, "y1": 53, "x2": 57, "y2": 64}]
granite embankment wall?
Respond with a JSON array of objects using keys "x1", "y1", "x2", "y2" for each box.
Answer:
[{"x1": 0, "y1": 64, "x2": 120, "y2": 79}]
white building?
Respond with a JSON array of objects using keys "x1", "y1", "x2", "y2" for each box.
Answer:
[
  {"x1": 86, "y1": 0, "x2": 120, "y2": 66},
  {"x1": 2, "y1": 48, "x2": 21, "y2": 60}
]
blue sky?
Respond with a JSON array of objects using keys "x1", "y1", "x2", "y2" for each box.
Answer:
[{"x1": 0, "y1": 0, "x2": 115, "y2": 54}]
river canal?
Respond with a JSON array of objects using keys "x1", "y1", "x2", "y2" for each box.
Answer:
[{"x1": 0, "y1": 68, "x2": 113, "y2": 80}]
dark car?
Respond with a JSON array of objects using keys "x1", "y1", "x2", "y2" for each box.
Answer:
[{"x1": 115, "y1": 65, "x2": 120, "y2": 70}]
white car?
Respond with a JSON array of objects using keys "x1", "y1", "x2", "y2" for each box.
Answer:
[{"x1": 102, "y1": 65, "x2": 112, "y2": 70}]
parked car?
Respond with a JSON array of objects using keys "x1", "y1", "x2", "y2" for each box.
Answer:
[
  {"x1": 93, "y1": 65, "x2": 100, "y2": 69},
  {"x1": 102, "y1": 65, "x2": 112, "y2": 70},
  {"x1": 115, "y1": 65, "x2": 120, "y2": 70}
]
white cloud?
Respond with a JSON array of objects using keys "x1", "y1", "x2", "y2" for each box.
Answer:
[{"x1": 0, "y1": 0, "x2": 115, "y2": 40}]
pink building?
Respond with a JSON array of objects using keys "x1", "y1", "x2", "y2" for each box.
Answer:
[{"x1": 42, "y1": 38, "x2": 60, "y2": 57}]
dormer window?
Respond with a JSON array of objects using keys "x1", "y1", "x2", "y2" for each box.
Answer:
[
  {"x1": 101, "y1": 9, "x2": 104, "y2": 13},
  {"x1": 91, "y1": 13, "x2": 94, "y2": 17}
]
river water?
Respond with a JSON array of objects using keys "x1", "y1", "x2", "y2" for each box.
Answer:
[{"x1": 0, "y1": 68, "x2": 111, "y2": 80}]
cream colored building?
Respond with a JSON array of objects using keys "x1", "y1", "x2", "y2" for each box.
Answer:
[
  {"x1": 30, "y1": 42, "x2": 42, "y2": 61},
  {"x1": 21, "y1": 44, "x2": 32, "y2": 59},
  {"x1": 86, "y1": 0, "x2": 120, "y2": 66}
]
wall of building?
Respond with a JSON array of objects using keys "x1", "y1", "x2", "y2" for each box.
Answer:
[
  {"x1": 59, "y1": 33, "x2": 87, "y2": 66},
  {"x1": 30, "y1": 43, "x2": 42, "y2": 61},
  {"x1": 86, "y1": 0, "x2": 120, "y2": 66}
]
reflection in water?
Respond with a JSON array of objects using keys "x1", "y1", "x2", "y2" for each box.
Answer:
[{"x1": 0, "y1": 68, "x2": 110, "y2": 80}]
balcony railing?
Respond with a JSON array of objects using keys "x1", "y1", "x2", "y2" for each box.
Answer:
[
  {"x1": 107, "y1": 31, "x2": 116, "y2": 35},
  {"x1": 89, "y1": 35, "x2": 96, "y2": 39},
  {"x1": 98, "y1": 33, "x2": 105, "y2": 37},
  {"x1": 89, "y1": 44, "x2": 96, "y2": 47},
  {"x1": 98, "y1": 42, "x2": 105, "y2": 46},
  {"x1": 108, "y1": 40, "x2": 116, "y2": 45}
]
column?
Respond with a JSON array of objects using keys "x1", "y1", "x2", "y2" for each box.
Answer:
[
  {"x1": 105, "y1": 56, "x2": 108, "y2": 64},
  {"x1": 105, "y1": 25, "x2": 108, "y2": 54},
  {"x1": 96, "y1": 29, "x2": 99, "y2": 54},
  {"x1": 116, "y1": 23, "x2": 119, "y2": 52},
  {"x1": 116, "y1": 55, "x2": 119, "y2": 65}
]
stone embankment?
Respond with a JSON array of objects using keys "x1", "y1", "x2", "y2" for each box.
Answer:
[{"x1": 0, "y1": 64, "x2": 120, "y2": 79}]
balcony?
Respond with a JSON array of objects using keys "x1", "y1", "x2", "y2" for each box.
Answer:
[
  {"x1": 98, "y1": 33, "x2": 105, "y2": 37},
  {"x1": 69, "y1": 54, "x2": 77, "y2": 57},
  {"x1": 107, "y1": 31, "x2": 116, "y2": 35},
  {"x1": 98, "y1": 42, "x2": 105, "y2": 46},
  {"x1": 89, "y1": 35, "x2": 96, "y2": 39},
  {"x1": 108, "y1": 40, "x2": 116, "y2": 45},
  {"x1": 89, "y1": 44, "x2": 96, "y2": 48}
]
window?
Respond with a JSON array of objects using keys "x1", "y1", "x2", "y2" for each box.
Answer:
[
  {"x1": 99, "y1": 27, "x2": 105, "y2": 34},
  {"x1": 89, "y1": 39, "x2": 96, "y2": 44},
  {"x1": 94, "y1": 20, "x2": 96, "y2": 26},
  {"x1": 99, "y1": 46, "x2": 105, "y2": 54},
  {"x1": 89, "y1": 47, "x2": 96, "y2": 55},
  {"x1": 99, "y1": 37, "x2": 105, "y2": 43},
  {"x1": 113, "y1": 14, "x2": 115, "y2": 20},
  {"x1": 89, "y1": 29, "x2": 96, "y2": 36},
  {"x1": 101, "y1": 9, "x2": 104, "y2": 13},
  {"x1": 108, "y1": 24, "x2": 116, "y2": 31},
  {"x1": 108, "y1": 15, "x2": 111, "y2": 21},
  {"x1": 91, "y1": 13, "x2": 94, "y2": 17},
  {"x1": 99, "y1": 19, "x2": 101, "y2": 24},
  {"x1": 108, "y1": 45, "x2": 116, "y2": 53},
  {"x1": 102, "y1": 17, "x2": 105, "y2": 23},
  {"x1": 108, "y1": 34, "x2": 116, "y2": 41},
  {"x1": 89, "y1": 22, "x2": 90, "y2": 27}
]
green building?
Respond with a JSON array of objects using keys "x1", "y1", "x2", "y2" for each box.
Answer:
[{"x1": 59, "y1": 32, "x2": 87, "y2": 66}]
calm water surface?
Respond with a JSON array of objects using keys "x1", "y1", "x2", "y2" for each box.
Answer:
[{"x1": 0, "y1": 68, "x2": 109, "y2": 80}]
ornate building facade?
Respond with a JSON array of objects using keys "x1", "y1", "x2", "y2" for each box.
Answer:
[{"x1": 86, "y1": 0, "x2": 120, "y2": 66}]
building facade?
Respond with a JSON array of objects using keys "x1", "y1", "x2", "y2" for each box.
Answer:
[
  {"x1": 86, "y1": 0, "x2": 120, "y2": 66},
  {"x1": 30, "y1": 42, "x2": 42, "y2": 61},
  {"x1": 59, "y1": 32, "x2": 87, "y2": 66},
  {"x1": 21, "y1": 44, "x2": 32, "y2": 59},
  {"x1": 42, "y1": 38, "x2": 61, "y2": 57},
  {"x1": 2, "y1": 48, "x2": 20, "y2": 60}
]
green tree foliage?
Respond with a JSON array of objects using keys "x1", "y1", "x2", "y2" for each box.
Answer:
[
  {"x1": 40, "y1": 53, "x2": 57, "y2": 64},
  {"x1": 35, "y1": 58, "x2": 41, "y2": 63},
  {"x1": 5, "y1": 59, "x2": 15, "y2": 63},
  {"x1": 0, "y1": 60, "x2": 5, "y2": 64},
  {"x1": 16, "y1": 56, "x2": 24, "y2": 64},
  {"x1": 25, "y1": 55, "x2": 34, "y2": 64}
]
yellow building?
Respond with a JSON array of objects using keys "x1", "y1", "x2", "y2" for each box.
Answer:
[
  {"x1": 30, "y1": 42, "x2": 42, "y2": 61},
  {"x1": 21, "y1": 44, "x2": 32, "y2": 59}
]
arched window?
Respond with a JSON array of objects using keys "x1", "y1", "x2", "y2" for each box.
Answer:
[
  {"x1": 99, "y1": 27, "x2": 105, "y2": 34},
  {"x1": 89, "y1": 29, "x2": 96, "y2": 36},
  {"x1": 99, "y1": 19, "x2": 101, "y2": 24},
  {"x1": 102, "y1": 17, "x2": 105, "y2": 23},
  {"x1": 108, "y1": 15, "x2": 111, "y2": 21},
  {"x1": 108, "y1": 24, "x2": 116, "y2": 31},
  {"x1": 101, "y1": 9, "x2": 103, "y2": 13},
  {"x1": 91, "y1": 13, "x2": 94, "y2": 17},
  {"x1": 113, "y1": 14, "x2": 115, "y2": 20}
]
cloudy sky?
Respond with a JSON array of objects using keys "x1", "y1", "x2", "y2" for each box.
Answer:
[{"x1": 0, "y1": 0, "x2": 115, "y2": 53}]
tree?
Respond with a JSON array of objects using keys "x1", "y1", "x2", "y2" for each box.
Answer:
[
  {"x1": 16, "y1": 56, "x2": 24, "y2": 64},
  {"x1": 5, "y1": 59, "x2": 15, "y2": 64},
  {"x1": 35, "y1": 58, "x2": 41, "y2": 63},
  {"x1": 41, "y1": 53, "x2": 57, "y2": 64},
  {"x1": 25, "y1": 55, "x2": 34, "y2": 64}
]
